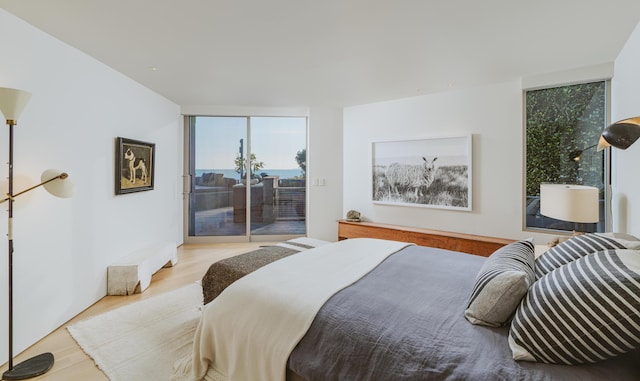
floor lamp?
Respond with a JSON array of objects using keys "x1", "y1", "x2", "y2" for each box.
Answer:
[{"x1": 0, "y1": 87, "x2": 74, "y2": 380}]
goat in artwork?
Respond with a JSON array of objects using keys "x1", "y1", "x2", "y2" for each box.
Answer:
[{"x1": 385, "y1": 157, "x2": 438, "y2": 197}]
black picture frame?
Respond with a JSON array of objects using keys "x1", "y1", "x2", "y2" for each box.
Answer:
[{"x1": 115, "y1": 137, "x2": 155, "y2": 195}]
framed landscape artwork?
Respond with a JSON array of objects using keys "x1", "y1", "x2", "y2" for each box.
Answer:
[
  {"x1": 372, "y1": 135, "x2": 472, "y2": 211},
  {"x1": 115, "y1": 137, "x2": 155, "y2": 195}
]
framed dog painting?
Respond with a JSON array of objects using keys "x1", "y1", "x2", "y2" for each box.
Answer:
[{"x1": 115, "y1": 137, "x2": 155, "y2": 195}]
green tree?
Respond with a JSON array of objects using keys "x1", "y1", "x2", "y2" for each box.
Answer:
[
  {"x1": 234, "y1": 153, "x2": 264, "y2": 178},
  {"x1": 295, "y1": 148, "x2": 306, "y2": 176},
  {"x1": 525, "y1": 82, "x2": 605, "y2": 197}
]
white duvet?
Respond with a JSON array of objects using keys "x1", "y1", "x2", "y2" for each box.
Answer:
[{"x1": 172, "y1": 238, "x2": 411, "y2": 381}]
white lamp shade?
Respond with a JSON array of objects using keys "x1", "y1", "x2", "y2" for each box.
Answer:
[
  {"x1": 0, "y1": 87, "x2": 32, "y2": 121},
  {"x1": 41, "y1": 169, "x2": 75, "y2": 198},
  {"x1": 540, "y1": 184, "x2": 599, "y2": 223}
]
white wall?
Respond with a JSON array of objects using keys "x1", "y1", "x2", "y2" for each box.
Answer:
[
  {"x1": 307, "y1": 107, "x2": 343, "y2": 241},
  {"x1": 0, "y1": 9, "x2": 182, "y2": 364},
  {"x1": 612, "y1": 21, "x2": 640, "y2": 235},
  {"x1": 343, "y1": 80, "x2": 555, "y2": 243}
]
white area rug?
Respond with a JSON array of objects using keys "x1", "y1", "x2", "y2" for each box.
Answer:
[{"x1": 67, "y1": 283, "x2": 202, "y2": 381}]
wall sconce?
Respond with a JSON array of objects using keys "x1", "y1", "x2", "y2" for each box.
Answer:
[
  {"x1": 568, "y1": 144, "x2": 597, "y2": 162},
  {"x1": 597, "y1": 117, "x2": 640, "y2": 151},
  {"x1": 0, "y1": 87, "x2": 74, "y2": 380}
]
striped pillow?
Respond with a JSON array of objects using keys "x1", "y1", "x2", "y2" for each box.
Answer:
[
  {"x1": 509, "y1": 249, "x2": 640, "y2": 364},
  {"x1": 535, "y1": 233, "x2": 640, "y2": 279},
  {"x1": 464, "y1": 240, "x2": 535, "y2": 327}
]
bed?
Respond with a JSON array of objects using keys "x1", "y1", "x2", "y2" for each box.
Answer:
[{"x1": 174, "y1": 235, "x2": 640, "y2": 381}]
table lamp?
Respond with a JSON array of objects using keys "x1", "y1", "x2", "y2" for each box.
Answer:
[{"x1": 540, "y1": 184, "x2": 599, "y2": 228}]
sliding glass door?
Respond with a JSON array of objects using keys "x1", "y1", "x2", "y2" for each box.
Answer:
[
  {"x1": 185, "y1": 116, "x2": 307, "y2": 242},
  {"x1": 187, "y1": 116, "x2": 247, "y2": 237}
]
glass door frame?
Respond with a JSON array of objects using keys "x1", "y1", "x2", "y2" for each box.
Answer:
[{"x1": 182, "y1": 115, "x2": 308, "y2": 244}]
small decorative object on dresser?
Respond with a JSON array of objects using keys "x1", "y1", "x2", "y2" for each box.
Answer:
[{"x1": 345, "y1": 210, "x2": 361, "y2": 222}]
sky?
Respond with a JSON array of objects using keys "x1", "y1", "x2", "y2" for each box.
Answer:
[
  {"x1": 373, "y1": 136, "x2": 471, "y2": 167},
  {"x1": 194, "y1": 116, "x2": 307, "y2": 170}
]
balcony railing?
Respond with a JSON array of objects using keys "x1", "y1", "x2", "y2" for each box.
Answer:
[{"x1": 275, "y1": 186, "x2": 305, "y2": 221}]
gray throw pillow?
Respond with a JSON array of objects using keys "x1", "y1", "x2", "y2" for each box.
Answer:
[{"x1": 465, "y1": 240, "x2": 535, "y2": 327}]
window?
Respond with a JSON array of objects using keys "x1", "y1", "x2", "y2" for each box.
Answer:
[{"x1": 524, "y1": 81, "x2": 609, "y2": 233}]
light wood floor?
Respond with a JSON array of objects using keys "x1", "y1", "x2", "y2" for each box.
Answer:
[{"x1": 0, "y1": 242, "x2": 272, "y2": 381}]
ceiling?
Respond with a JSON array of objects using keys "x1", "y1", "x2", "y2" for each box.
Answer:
[{"x1": 1, "y1": 1, "x2": 640, "y2": 108}]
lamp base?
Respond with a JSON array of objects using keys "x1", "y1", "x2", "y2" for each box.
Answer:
[{"x1": 2, "y1": 353, "x2": 54, "y2": 380}]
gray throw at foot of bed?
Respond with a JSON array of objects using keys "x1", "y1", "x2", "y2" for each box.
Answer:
[{"x1": 201, "y1": 239, "x2": 326, "y2": 304}]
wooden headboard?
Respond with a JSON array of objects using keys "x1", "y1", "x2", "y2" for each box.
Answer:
[{"x1": 337, "y1": 220, "x2": 515, "y2": 257}]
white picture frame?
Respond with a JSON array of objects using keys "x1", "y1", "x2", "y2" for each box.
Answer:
[{"x1": 372, "y1": 135, "x2": 472, "y2": 211}]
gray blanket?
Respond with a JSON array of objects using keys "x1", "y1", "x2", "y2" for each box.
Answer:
[
  {"x1": 288, "y1": 245, "x2": 640, "y2": 381},
  {"x1": 201, "y1": 241, "x2": 316, "y2": 304}
]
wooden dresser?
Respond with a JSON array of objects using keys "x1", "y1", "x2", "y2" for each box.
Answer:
[{"x1": 337, "y1": 220, "x2": 514, "y2": 257}]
